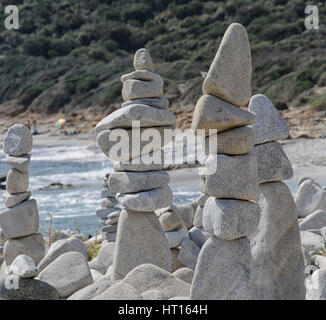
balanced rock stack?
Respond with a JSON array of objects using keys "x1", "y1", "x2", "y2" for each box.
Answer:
[
  {"x1": 249, "y1": 94, "x2": 306, "y2": 300},
  {"x1": 96, "y1": 173, "x2": 121, "y2": 242},
  {"x1": 0, "y1": 124, "x2": 45, "y2": 269},
  {"x1": 96, "y1": 49, "x2": 176, "y2": 280},
  {"x1": 190, "y1": 23, "x2": 260, "y2": 300}
]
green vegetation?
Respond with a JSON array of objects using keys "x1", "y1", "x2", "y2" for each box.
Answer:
[{"x1": 0, "y1": 0, "x2": 325, "y2": 115}]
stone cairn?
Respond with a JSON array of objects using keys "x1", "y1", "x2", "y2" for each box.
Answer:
[
  {"x1": 190, "y1": 23, "x2": 260, "y2": 300},
  {"x1": 96, "y1": 173, "x2": 121, "y2": 242},
  {"x1": 0, "y1": 124, "x2": 45, "y2": 269},
  {"x1": 95, "y1": 49, "x2": 176, "y2": 280},
  {"x1": 249, "y1": 94, "x2": 306, "y2": 300}
]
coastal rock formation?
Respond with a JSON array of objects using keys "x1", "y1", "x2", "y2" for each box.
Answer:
[{"x1": 96, "y1": 49, "x2": 175, "y2": 280}]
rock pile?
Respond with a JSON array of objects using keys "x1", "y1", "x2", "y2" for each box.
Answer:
[
  {"x1": 0, "y1": 124, "x2": 45, "y2": 268},
  {"x1": 96, "y1": 49, "x2": 176, "y2": 280},
  {"x1": 190, "y1": 23, "x2": 259, "y2": 300},
  {"x1": 249, "y1": 94, "x2": 305, "y2": 299},
  {"x1": 96, "y1": 173, "x2": 121, "y2": 242}
]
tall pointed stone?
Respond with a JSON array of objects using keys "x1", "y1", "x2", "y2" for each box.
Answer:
[{"x1": 202, "y1": 23, "x2": 252, "y2": 108}]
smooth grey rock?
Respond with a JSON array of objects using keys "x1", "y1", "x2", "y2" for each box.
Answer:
[
  {"x1": 105, "y1": 210, "x2": 121, "y2": 225},
  {"x1": 122, "y1": 97, "x2": 169, "y2": 110},
  {"x1": 102, "y1": 232, "x2": 117, "y2": 242},
  {"x1": 97, "y1": 127, "x2": 172, "y2": 162},
  {"x1": 298, "y1": 177, "x2": 312, "y2": 186},
  {"x1": 160, "y1": 211, "x2": 184, "y2": 232},
  {"x1": 205, "y1": 153, "x2": 259, "y2": 200},
  {"x1": 306, "y1": 269, "x2": 326, "y2": 300},
  {"x1": 300, "y1": 231, "x2": 324, "y2": 266},
  {"x1": 6, "y1": 168, "x2": 29, "y2": 194},
  {"x1": 38, "y1": 238, "x2": 88, "y2": 272},
  {"x1": 109, "y1": 171, "x2": 170, "y2": 194},
  {"x1": 193, "y1": 205, "x2": 203, "y2": 228},
  {"x1": 249, "y1": 94, "x2": 289, "y2": 145},
  {"x1": 122, "y1": 263, "x2": 190, "y2": 299},
  {"x1": 95, "y1": 104, "x2": 175, "y2": 133},
  {"x1": 97, "y1": 242, "x2": 115, "y2": 269},
  {"x1": 122, "y1": 79, "x2": 163, "y2": 101},
  {"x1": 68, "y1": 278, "x2": 117, "y2": 300},
  {"x1": 101, "y1": 198, "x2": 118, "y2": 208},
  {"x1": 173, "y1": 267, "x2": 194, "y2": 285},
  {"x1": 3, "y1": 233, "x2": 45, "y2": 266},
  {"x1": 112, "y1": 210, "x2": 171, "y2": 280},
  {"x1": 93, "y1": 282, "x2": 143, "y2": 300},
  {"x1": 133, "y1": 48, "x2": 155, "y2": 72},
  {"x1": 141, "y1": 289, "x2": 166, "y2": 300},
  {"x1": 9, "y1": 255, "x2": 38, "y2": 278},
  {"x1": 254, "y1": 142, "x2": 293, "y2": 183},
  {"x1": 191, "y1": 94, "x2": 255, "y2": 136},
  {"x1": 188, "y1": 227, "x2": 209, "y2": 249},
  {"x1": 205, "y1": 126, "x2": 254, "y2": 155},
  {"x1": 0, "y1": 276, "x2": 59, "y2": 300},
  {"x1": 169, "y1": 296, "x2": 190, "y2": 300},
  {"x1": 6, "y1": 154, "x2": 31, "y2": 173},
  {"x1": 113, "y1": 149, "x2": 165, "y2": 172},
  {"x1": 299, "y1": 210, "x2": 326, "y2": 232},
  {"x1": 0, "y1": 199, "x2": 39, "y2": 239},
  {"x1": 251, "y1": 182, "x2": 306, "y2": 300},
  {"x1": 171, "y1": 248, "x2": 185, "y2": 272},
  {"x1": 101, "y1": 224, "x2": 117, "y2": 233},
  {"x1": 295, "y1": 179, "x2": 326, "y2": 218},
  {"x1": 196, "y1": 194, "x2": 208, "y2": 207},
  {"x1": 191, "y1": 237, "x2": 255, "y2": 300},
  {"x1": 88, "y1": 257, "x2": 106, "y2": 275},
  {"x1": 38, "y1": 252, "x2": 93, "y2": 298},
  {"x1": 165, "y1": 231, "x2": 187, "y2": 248},
  {"x1": 202, "y1": 23, "x2": 252, "y2": 108},
  {"x1": 90, "y1": 269, "x2": 103, "y2": 282},
  {"x1": 176, "y1": 204, "x2": 195, "y2": 229},
  {"x1": 100, "y1": 188, "x2": 115, "y2": 198},
  {"x1": 203, "y1": 197, "x2": 260, "y2": 240},
  {"x1": 117, "y1": 185, "x2": 172, "y2": 212},
  {"x1": 3, "y1": 124, "x2": 33, "y2": 156},
  {"x1": 2, "y1": 191, "x2": 31, "y2": 208},
  {"x1": 178, "y1": 238, "x2": 200, "y2": 270},
  {"x1": 121, "y1": 70, "x2": 163, "y2": 85},
  {"x1": 96, "y1": 207, "x2": 118, "y2": 219}
]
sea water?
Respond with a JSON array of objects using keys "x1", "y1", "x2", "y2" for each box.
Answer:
[{"x1": 0, "y1": 143, "x2": 201, "y2": 237}]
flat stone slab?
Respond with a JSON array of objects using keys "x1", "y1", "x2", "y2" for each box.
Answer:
[
  {"x1": 190, "y1": 236, "x2": 254, "y2": 300},
  {"x1": 4, "y1": 233, "x2": 45, "y2": 266},
  {"x1": 122, "y1": 263, "x2": 190, "y2": 299},
  {"x1": 253, "y1": 141, "x2": 293, "y2": 183},
  {"x1": 9, "y1": 255, "x2": 38, "y2": 278},
  {"x1": 121, "y1": 70, "x2": 163, "y2": 85},
  {"x1": 97, "y1": 127, "x2": 172, "y2": 162},
  {"x1": 165, "y1": 230, "x2": 187, "y2": 248},
  {"x1": 6, "y1": 154, "x2": 31, "y2": 173},
  {"x1": 3, "y1": 191, "x2": 31, "y2": 208},
  {"x1": 205, "y1": 153, "x2": 259, "y2": 200},
  {"x1": 134, "y1": 48, "x2": 155, "y2": 72},
  {"x1": 122, "y1": 97, "x2": 169, "y2": 110},
  {"x1": 160, "y1": 210, "x2": 184, "y2": 232},
  {"x1": 117, "y1": 185, "x2": 172, "y2": 212},
  {"x1": 6, "y1": 168, "x2": 29, "y2": 194},
  {"x1": 0, "y1": 199, "x2": 39, "y2": 239},
  {"x1": 205, "y1": 126, "x2": 254, "y2": 155},
  {"x1": 251, "y1": 181, "x2": 306, "y2": 300},
  {"x1": 299, "y1": 210, "x2": 326, "y2": 232},
  {"x1": 202, "y1": 23, "x2": 252, "y2": 108},
  {"x1": 192, "y1": 94, "x2": 255, "y2": 136},
  {"x1": 112, "y1": 210, "x2": 171, "y2": 280},
  {"x1": 109, "y1": 171, "x2": 170, "y2": 194},
  {"x1": 37, "y1": 252, "x2": 93, "y2": 298},
  {"x1": 96, "y1": 207, "x2": 119, "y2": 219},
  {"x1": 3, "y1": 124, "x2": 32, "y2": 156},
  {"x1": 101, "y1": 197, "x2": 118, "y2": 208},
  {"x1": 122, "y1": 79, "x2": 163, "y2": 101},
  {"x1": 203, "y1": 197, "x2": 260, "y2": 240},
  {"x1": 295, "y1": 179, "x2": 326, "y2": 218},
  {"x1": 249, "y1": 94, "x2": 289, "y2": 145},
  {"x1": 95, "y1": 104, "x2": 175, "y2": 133}
]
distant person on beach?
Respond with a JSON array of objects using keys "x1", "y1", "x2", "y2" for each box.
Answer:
[{"x1": 31, "y1": 117, "x2": 38, "y2": 135}]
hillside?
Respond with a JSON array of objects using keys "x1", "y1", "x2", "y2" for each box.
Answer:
[{"x1": 0, "y1": 0, "x2": 326, "y2": 131}]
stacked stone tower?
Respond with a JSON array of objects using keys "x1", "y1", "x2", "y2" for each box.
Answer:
[
  {"x1": 0, "y1": 124, "x2": 45, "y2": 268},
  {"x1": 96, "y1": 49, "x2": 176, "y2": 280},
  {"x1": 190, "y1": 23, "x2": 260, "y2": 299}
]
